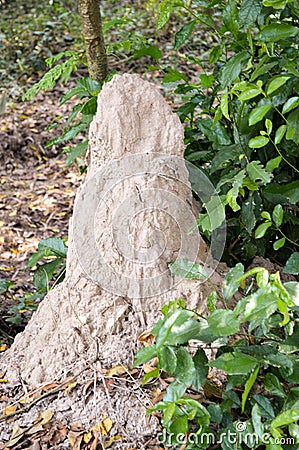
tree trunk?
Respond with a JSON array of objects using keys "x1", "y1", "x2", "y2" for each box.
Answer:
[{"x1": 78, "y1": 0, "x2": 108, "y2": 82}]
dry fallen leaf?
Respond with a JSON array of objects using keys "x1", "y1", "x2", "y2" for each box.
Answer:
[
  {"x1": 3, "y1": 405, "x2": 17, "y2": 415},
  {"x1": 68, "y1": 430, "x2": 84, "y2": 450},
  {"x1": 104, "y1": 435, "x2": 122, "y2": 448},
  {"x1": 151, "y1": 388, "x2": 164, "y2": 405},
  {"x1": 65, "y1": 381, "x2": 77, "y2": 394},
  {"x1": 0, "y1": 344, "x2": 7, "y2": 352},
  {"x1": 33, "y1": 409, "x2": 54, "y2": 425},
  {"x1": 138, "y1": 330, "x2": 155, "y2": 346},
  {"x1": 6, "y1": 422, "x2": 26, "y2": 447},
  {"x1": 51, "y1": 422, "x2": 67, "y2": 445},
  {"x1": 106, "y1": 364, "x2": 128, "y2": 377},
  {"x1": 83, "y1": 431, "x2": 92, "y2": 444},
  {"x1": 143, "y1": 363, "x2": 158, "y2": 374},
  {"x1": 92, "y1": 417, "x2": 113, "y2": 435}
]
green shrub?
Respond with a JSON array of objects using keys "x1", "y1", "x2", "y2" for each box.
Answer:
[
  {"x1": 157, "y1": 0, "x2": 299, "y2": 267},
  {"x1": 135, "y1": 263, "x2": 299, "y2": 449}
]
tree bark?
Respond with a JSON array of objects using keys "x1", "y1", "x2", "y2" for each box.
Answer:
[{"x1": 78, "y1": 0, "x2": 108, "y2": 82}]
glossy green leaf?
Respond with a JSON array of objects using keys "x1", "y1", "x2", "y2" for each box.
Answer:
[
  {"x1": 241, "y1": 197, "x2": 256, "y2": 233},
  {"x1": 242, "y1": 365, "x2": 260, "y2": 412},
  {"x1": 256, "y1": 269, "x2": 269, "y2": 288},
  {"x1": 223, "y1": 263, "x2": 244, "y2": 301},
  {"x1": 265, "y1": 118, "x2": 272, "y2": 135},
  {"x1": 210, "y1": 144, "x2": 241, "y2": 173},
  {"x1": 134, "y1": 344, "x2": 157, "y2": 366},
  {"x1": 26, "y1": 250, "x2": 50, "y2": 269},
  {"x1": 273, "y1": 237, "x2": 285, "y2": 250},
  {"x1": 33, "y1": 258, "x2": 63, "y2": 290},
  {"x1": 200, "y1": 73, "x2": 215, "y2": 88},
  {"x1": 266, "y1": 76, "x2": 290, "y2": 96},
  {"x1": 210, "y1": 352, "x2": 258, "y2": 375},
  {"x1": 236, "y1": 286, "x2": 277, "y2": 327},
  {"x1": 252, "y1": 403, "x2": 264, "y2": 438},
  {"x1": 239, "y1": 0, "x2": 262, "y2": 28},
  {"x1": 198, "y1": 118, "x2": 231, "y2": 145},
  {"x1": 175, "y1": 346, "x2": 195, "y2": 386},
  {"x1": 283, "y1": 253, "x2": 299, "y2": 275},
  {"x1": 163, "y1": 379, "x2": 187, "y2": 402},
  {"x1": 226, "y1": 169, "x2": 246, "y2": 211},
  {"x1": 81, "y1": 97, "x2": 97, "y2": 115},
  {"x1": 220, "y1": 50, "x2": 250, "y2": 88},
  {"x1": 207, "y1": 404, "x2": 223, "y2": 424},
  {"x1": 266, "y1": 156, "x2": 282, "y2": 172},
  {"x1": 207, "y1": 310, "x2": 240, "y2": 337},
  {"x1": 255, "y1": 221, "x2": 272, "y2": 238},
  {"x1": 59, "y1": 86, "x2": 89, "y2": 105},
  {"x1": 242, "y1": 177, "x2": 259, "y2": 191},
  {"x1": 252, "y1": 394, "x2": 275, "y2": 419},
  {"x1": 223, "y1": 0, "x2": 239, "y2": 37},
  {"x1": 38, "y1": 237, "x2": 67, "y2": 257},
  {"x1": 141, "y1": 367, "x2": 160, "y2": 386},
  {"x1": 220, "y1": 92, "x2": 229, "y2": 120},
  {"x1": 207, "y1": 290, "x2": 218, "y2": 313},
  {"x1": 62, "y1": 122, "x2": 89, "y2": 142},
  {"x1": 256, "y1": 23, "x2": 299, "y2": 42},
  {"x1": 157, "y1": 0, "x2": 182, "y2": 29},
  {"x1": 162, "y1": 402, "x2": 176, "y2": 426},
  {"x1": 66, "y1": 140, "x2": 88, "y2": 166},
  {"x1": 263, "y1": 180, "x2": 299, "y2": 205},
  {"x1": 261, "y1": 211, "x2": 271, "y2": 221},
  {"x1": 251, "y1": 61, "x2": 278, "y2": 81},
  {"x1": 247, "y1": 161, "x2": 273, "y2": 184},
  {"x1": 239, "y1": 87, "x2": 262, "y2": 101},
  {"x1": 263, "y1": 0, "x2": 287, "y2": 9},
  {"x1": 193, "y1": 349, "x2": 208, "y2": 390},
  {"x1": 272, "y1": 204, "x2": 283, "y2": 227},
  {"x1": 265, "y1": 353, "x2": 293, "y2": 377},
  {"x1": 174, "y1": 20, "x2": 195, "y2": 49},
  {"x1": 289, "y1": 423, "x2": 299, "y2": 441},
  {"x1": 158, "y1": 346, "x2": 177, "y2": 374},
  {"x1": 271, "y1": 409, "x2": 299, "y2": 429},
  {"x1": 249, "y1": 103, "x2": 272, "y2": 126},
  {"x1": 169, "y1": 414, "x2": 188, "y2": 434},
  {"x1": 264, "y1": 373, "x2": 286, "y2": 398},
  {"x1": 156, "y1": 309, "x2": 201, "y2": 348},
  {"x1": 282, "y1": 96, "x2": 299, "y2": 114},
  {"x1": 248, "y1": 135, "x2": 269, "y2": 148}
]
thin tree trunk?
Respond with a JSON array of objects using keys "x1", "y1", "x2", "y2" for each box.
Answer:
[{"x1": 78, "y1": 0, "x2": 108, "y2": 82}]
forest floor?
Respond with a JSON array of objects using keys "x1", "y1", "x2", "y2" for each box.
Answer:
[{"x1": 0, "y1": 88, "x2": 83, "y2": 343}]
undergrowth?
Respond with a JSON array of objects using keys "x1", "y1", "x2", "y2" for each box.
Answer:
[{"x1": 135, "y1": 263, "x2": 299, "y2": 449}]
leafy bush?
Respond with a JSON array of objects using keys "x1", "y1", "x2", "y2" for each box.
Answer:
[
  {"x1": 1, "y1": 237, "x2": 68, "y2": 327},
  {"x1": 156, "y1": 0, "x2": 299, "y2": 267},
  {"x1": 135, "y1": 263, "x2": 299, "y2": 449},
  {"x1": 26, "y1": 237, "x2": 67, "y2": 293}
]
